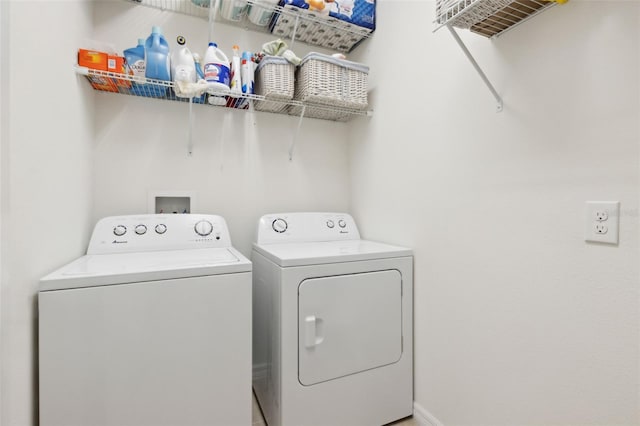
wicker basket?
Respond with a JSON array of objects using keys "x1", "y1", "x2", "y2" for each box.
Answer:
[
  {"x1": 253, "y1": 56, "x2": 296, "y2": 113},
  {"x1": 292, "y1": 52, "x2": 369, "y2": 111}
]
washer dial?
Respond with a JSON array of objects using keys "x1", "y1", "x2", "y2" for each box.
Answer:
[
  {"x1": 326, "y1": 220, "x2": 335, "y2": 228},
  {"x1": 194, "y1": 220, "x2": 214, "y2": 237},
  {"x1": 338, "y1": 219, "x2": 347, "y2": 228},
  {"x1": 155, "y1": 224, "x2": 167, "y2": 234},
  {"x1": 272, "y1": 218, "x2": 288, "y2": 233},
  {"x1": 135, "y1": 224, "x2": 147, "y2": 235}
]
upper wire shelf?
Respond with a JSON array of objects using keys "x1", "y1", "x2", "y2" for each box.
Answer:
[
  {"x1": 434, "y1": 0, "x2": 556, "y2": 38},
  {"x1": 125, "y1": 0, "x2": 372, "y2": 52},
  {"x1": 75, "y1": 65, "x2": 372, "y2": 122}
]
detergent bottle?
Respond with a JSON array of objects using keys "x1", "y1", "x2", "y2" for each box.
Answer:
[
  {"x1": 241, "y1": 51, "x2": 254, "y2": 94},
  {"x1": 203, "y1": 42, "x2": 230, "y2": 94},
  {"x1": 230, "y1": 45, "x2": 242, "y2": 95},
  {"x1": 193, "y1": 53, "x2": 205, "y2": 81},
  {"x1": 171, "y1": 36, "x2": 196, "y2": 86},
  {"x1": 123, "y1": 38, "x2": 146, "y2": 79},
  {"x1": 145, "y1": 26, "x2": 171, "y2": 81}
]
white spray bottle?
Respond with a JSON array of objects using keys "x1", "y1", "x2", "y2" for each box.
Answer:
[{"x1": 230, "y1": 45, "x2": 242, "y2": 96}]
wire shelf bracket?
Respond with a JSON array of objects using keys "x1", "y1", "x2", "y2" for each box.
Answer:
[{"x1": 447, "y1": 24, "x2": 503, "y2": 112}]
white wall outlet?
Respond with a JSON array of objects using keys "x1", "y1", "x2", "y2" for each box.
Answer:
[{"x1": 585, "y1": 201, "x2": 619, "y2": 244}]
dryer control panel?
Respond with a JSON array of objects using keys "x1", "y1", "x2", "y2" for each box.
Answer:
[
  {"x1": 256, "y1": 212, "x2": 361, "y2": 244},
  {"x1": 87, "y1": 214, "x2": 233, "y2": 254}
]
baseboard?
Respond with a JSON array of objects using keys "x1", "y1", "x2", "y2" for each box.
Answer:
[{"x1": 413, "y1": 401, "x2": 444, "y2": 426}]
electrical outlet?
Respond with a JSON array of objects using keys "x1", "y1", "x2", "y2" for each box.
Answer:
[{"x1": 585, "y1": 201, "x2": 619, "y2": 244}]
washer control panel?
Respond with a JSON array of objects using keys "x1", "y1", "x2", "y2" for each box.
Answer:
[
  {"x1": 257, "y1": 212, "x2": 360, "y2": 245},
  {"x1": 87, "y1": 214, "x2": 232, "y2": 255}
]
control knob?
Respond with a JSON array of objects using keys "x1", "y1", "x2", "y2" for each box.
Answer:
[
  {"x1": 113, "y1": 225, "x2": 127, "y2": 237},
  {"x1": 272, "y1": 218, "x2": 288, "y2": 233},
  {"x1": 155, "y1": 224, "x2": 167, "y2": 234},
  {"x1": 194, "y1": 220, "x2": 214, "y2": 237},
  {"x1": 326, "y1": 220, "x2": 335, "y2": 228},
  {"x1": 135, "y1": 224, "x2": 147, "y2": 235},
  {"x1": 338, "y1": 219, "x2": 347, "y2": 228}
]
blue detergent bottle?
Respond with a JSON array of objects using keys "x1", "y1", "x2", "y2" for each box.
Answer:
[
  {"x1": 145, "y1": 26, "x2": 171, "y2": 81},
  {"x1": 124, "y1": 38, "x2": 146, "y2": 79}
]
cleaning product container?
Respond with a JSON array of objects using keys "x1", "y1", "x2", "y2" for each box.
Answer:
[
  {"x1": 240, "y1": 51, "x2": 254, "y2": 94},
  {"x1": 203, "y1": 42, "x2": 231, "y2": 94},
  {"x1": 145, "y1": 26, "x2": 171, "y2": 81},
  {"x1": 171, "y1": 43, "x2": 197, "y2": 86},
  {"x1": 230, "y1": 45, "x2": 242, "y2": 95},
  {"x1": 248, "y1": 0, "x2": 279, "y2": 26},
  {"x1": 124, "y1": 39, "x2": 146, "y2": 79}
]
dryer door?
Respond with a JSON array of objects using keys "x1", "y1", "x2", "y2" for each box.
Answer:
[{"x1": 298, "y1": 269, "x2": 402, "y2": 386}]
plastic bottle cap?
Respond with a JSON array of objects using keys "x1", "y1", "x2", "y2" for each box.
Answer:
[
  {"x1": 138, "y1": 38, "x2": 145, "y2": 45},
  {"x1": 233, "y1": 44, "x2": 239, "y2": 49},
  {"x1": 209, "y1": 42, "x2": 218, "y2": 47},
  {"x1": 152, "y1": 26, "x2": 162, "y2": 34}
]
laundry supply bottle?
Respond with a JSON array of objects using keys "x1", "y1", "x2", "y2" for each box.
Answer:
[
  {"x1": 144, "y1": 26, "x2": 171, "y2": 81},
  {"x1": 193, "y1": 53, "x2": 205, "y2": 81},
  {"x1": 203, "y1": 42, "x2": 231, "y2": 95},
  {"x1": 241, "y1": 51, "x2": 254, "y2": 94},
  {"x1": 230, "y1": 45, "x2": 242, "y2": 95},
  {"x1": 171, "y1": 36, "x2": 196, "y2": 86},
  {"x1": 123, "y1": 38, "x2": 146, "y2": 79}
]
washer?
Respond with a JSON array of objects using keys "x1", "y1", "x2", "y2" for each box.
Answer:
[
  {"x1": 38, "y1": 214, "x2": 252, "y2": 426},
  {"x1": 251, "y1": 212, "x2": 413, "y2": 426}
]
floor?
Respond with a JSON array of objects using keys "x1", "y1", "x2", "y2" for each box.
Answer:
[{"x1": 251, "y1": 392, "x2": 419, "y2": 426}]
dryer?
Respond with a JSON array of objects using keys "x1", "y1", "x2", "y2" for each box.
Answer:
[
  {"x1": 251, "y1": 212, "x2": 413, "y2": 426},
  {"x1": 39, "y1": 214, "x2": 252, "y2": 426}
]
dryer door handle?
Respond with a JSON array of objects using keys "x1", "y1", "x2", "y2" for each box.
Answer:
[{"x1": 304, "y1": 315, "x2": 324, "y2": 348}]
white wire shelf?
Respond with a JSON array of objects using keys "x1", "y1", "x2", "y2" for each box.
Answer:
[
  {"x1": 125, "y1": 0, "x2": 372, "y2": 52},
  {"x1": 435, "y1": 0, "x2": 555, "y2": 38},
  {"x1": 75, "y1": 66, "x2": 372, "y2": 122}
]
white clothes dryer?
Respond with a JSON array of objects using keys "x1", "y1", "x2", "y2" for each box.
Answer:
[
  {"x1": 39, "y1": 214, "x2": 252, "y2": 426},
  {"x1": 251, "y1": 212, "x2": 413, "y2": 426}
]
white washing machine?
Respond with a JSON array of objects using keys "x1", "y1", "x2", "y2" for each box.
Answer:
[
  {"x1": 39, "y1": 214, "x2": 252, "y2": 426},
  {"x1": 251, "y1": 212, "x2": 413, "y2": 426}
]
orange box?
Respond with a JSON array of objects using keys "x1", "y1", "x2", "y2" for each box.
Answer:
[
  {"x1": 107, "y1": 54, "x2": 131, "y2": 89},
  {"x1": 78, "y1": 49, "x2": 108, "y2": 71},
  {"x1": 86, "y1": 74, "x2": 118, "y2": 93}
]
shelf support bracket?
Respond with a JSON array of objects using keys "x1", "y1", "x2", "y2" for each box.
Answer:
[
  {"x1": 187, "y1": 97, "x2": 194, "y2": 155},
  {"x1": 289, "y1": 105, "x2": 306, "y2": 161},
  {"x1": 447, "y1": 25, "x2": 503, "y2": 112}
]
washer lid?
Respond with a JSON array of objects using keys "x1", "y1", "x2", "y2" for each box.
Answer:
[
  {"x1": 252, "y1": 239, "x2": 412, "y2": 267},
  {"x1": 40, "y1": 247, "x2": 251, "y2": 291}
]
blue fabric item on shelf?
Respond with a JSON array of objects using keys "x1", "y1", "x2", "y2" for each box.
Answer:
[{"x1": 279, "y1": 0, "x2": 375, "y2": 30}]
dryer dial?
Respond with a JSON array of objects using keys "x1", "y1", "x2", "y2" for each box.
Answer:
[
  {"x1": 194, "y1": 220, "x2": 213, "y2": 237},
  {"x1": 272, "y1": 218, "x2": 288, "y2": 233},
  {"x1": 135, "y1": 225, "x2": 147, "y2": 235},
  {"x1": 338, "y1": 219, "x2": 347, "y2": 228},
  {"x1": 155, "y1": 224, "x2": 167, "y2": 234}
]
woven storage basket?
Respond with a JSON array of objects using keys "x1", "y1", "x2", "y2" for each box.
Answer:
[
  {"x1": 292, "y1": 52, "x2": 369, "y2": 113},
  {"x1": 254, "y1": 56, "x2": 296, "y2": 113},
  {"x1": 436, "y1": 0, "x2": 515, "y2": 29}
]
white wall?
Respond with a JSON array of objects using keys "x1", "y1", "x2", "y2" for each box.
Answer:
[
  {"x1": 350, "y1": 1, "x2": 639, "y2": 425},
  {"x1": 91, "y1": 2, "x2": 351, "y2": 256},
  {"x1": 0, "y1": 1, "x2": 95, "y2": 425}
]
